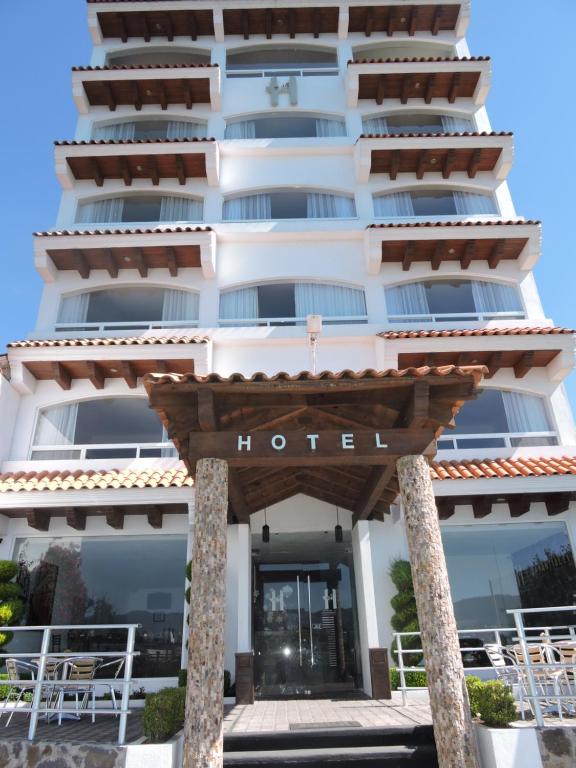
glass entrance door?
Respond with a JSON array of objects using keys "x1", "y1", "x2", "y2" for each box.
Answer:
[{"x1": 252, "y1": 531, "x2": 361, "y2": 697}]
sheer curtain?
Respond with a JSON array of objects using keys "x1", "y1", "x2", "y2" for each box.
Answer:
[
  {"x1": 76, "y1": 197, "x2": 125, "y2": 224},
  {"x1": 294, "y1": 283, "x2": 366, "y2": 318},
  {"x1": 223, "y1": 194, "x2": 272, "y2": 220},
  {"x1": 441, "y1": 116, "x2": 474, "y2": 132},
  {"x1": 34, "y1": 403, "x2": 78, "y2": 446},
  {"x1": 92, "y1": 122, "x2": 136, "y2": 140},
  {"x1": 306, "y1": 194, "x2": 356, "y2": 218},
  {"x1": 159, "y1": 196, "x2": 203, "y2": 222},
  {"x1": 385, "y1": 284, "x2": 429, "y2": 316},
  {"x1": 373, "y1": 192, "x2": 415, "y2": 218},
  {"x1": 57, "y1": 294, "x2": 90, "y2": 324},
  {"x1": 502, "y1": 392, "x2": 551, "y2": 433},
  {"x1": 219, "y1": 287, "x2": 259, "y2": 321},
  {"x1": 454, "y1": 192, "x2": 497, "y2": 216},
  {"x1": 471, "y1": 282, "x2": 522, "y2": 315},
  {"x1": 315, "y1": 119, "x2": 346, "y2": 137},
  {"x1": 362, "y1": 116, "x2": 389, "y2": 134},
  {"x1": 162, "y1": 290, "x2": 199, "y2": 323},
  {"x1": 225, "y1": 121, "x2": 257, "y2": 139},
  {"x1": 167, "y1": 121, "x2": 207, "y2": 139}
]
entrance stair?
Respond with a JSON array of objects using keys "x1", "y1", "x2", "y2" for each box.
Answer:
[{"x1": 223, "y1": 724, "x2": 438, "y2": 767}]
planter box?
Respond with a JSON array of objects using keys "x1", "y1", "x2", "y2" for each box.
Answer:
[
  {"x1": 125, "y1": 731, "x2": 183, "y2": 768},
  {"x1": 475, "y1": 724, "x2": 543, "y2": 768}
]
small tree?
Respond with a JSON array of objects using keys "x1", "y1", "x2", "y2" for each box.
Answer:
[
  {"x1": 389, "y1": 558, "x2": 422, "y2": 669},
  {"x1": 0, "y1": 561, "x2": 25, "y2": 648}
]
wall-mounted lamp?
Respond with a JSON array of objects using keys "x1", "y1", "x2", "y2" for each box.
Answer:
[
  {"x1": 307, "y1": 314, "x2": 322, "y2": 375},
  {"x1": 262, "y1": 508, "x2": 270, "y2": 543}
]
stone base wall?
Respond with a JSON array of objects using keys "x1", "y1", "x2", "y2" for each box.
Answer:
[
  {"x1": 0, "y1": 739, "x2": 181, "y2": 768},
  {"x1": 537, "y1": 728, "x2": 576, "y2": 768}
]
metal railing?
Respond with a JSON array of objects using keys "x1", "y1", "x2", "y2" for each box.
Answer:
[
  {"x1": 0, "y1": 624, "x2": 139, "y2": 744},
  {"x1": 387, "y1": 311, "x2": 525, "y2": 323},
  {"x1": 219, "y1": 315, "x2": 368, "y2": 327},
  {"x1": 54, "y1": 320, "x2": 199, "y2": 333},
  {"x1": 436, "y1": 430, "x2": 558, "y2": 450},
  {"x1": 30, "y1": 442, "x2": 177, "y2": 460},
  {"x1": 226, "y1": 67, "x2": 339, "y2": 78}
]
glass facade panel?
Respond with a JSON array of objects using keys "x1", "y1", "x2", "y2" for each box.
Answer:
[
  {"x1": 227, "y1": 47, "x2": 337, "y2": 71},
  {"x1": 411, "y1": 191, "x2": 458, "y2": 217},
  {"x1": 108, "y1": 51, "x2": 210, "y2": 66},
  {"x1": 442, "y1": 523, "x2": 576, "y2": 629},
  {"x1": 11, "y1": 535, "x2": 187, "y2": 677},
  {"x1": 86, "y1": 288, "x2": 165, "y2": 324},
  {"x1": 74, "y1": 399, "x2": 163, "y2": 445}
]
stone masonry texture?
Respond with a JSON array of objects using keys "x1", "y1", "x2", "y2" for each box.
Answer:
[
  {"x1": 537, "y1": 727, "x2": 576, "y2": 768},
  {"x1": 397, "y1": 454, "x2": 480, "y2": 768},
  {"x1": 183, "y1": 458, "x2": 228, "y2": 768}
]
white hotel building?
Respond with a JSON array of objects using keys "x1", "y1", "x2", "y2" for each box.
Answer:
[{"x1": 0, "y1": 0, "x2": 575, "y2": 696}]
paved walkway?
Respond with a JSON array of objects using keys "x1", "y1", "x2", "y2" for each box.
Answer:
[{"x1": 224, "y1": 693, "x2": 433, "y2": 733}]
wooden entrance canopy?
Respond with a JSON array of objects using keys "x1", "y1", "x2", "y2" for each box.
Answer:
[{"x1": 144, "y1": 366, "x2": 484, "y2": 522}]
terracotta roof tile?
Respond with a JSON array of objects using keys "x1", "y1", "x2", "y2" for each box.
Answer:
[
  {"x1": 378, "y1": 327, "x2": 574, "y2": 340},
  {"x1": 359, "y1": 131, "x2": 513, "y2": 139},
  {"x1": 55, "y1": 138, "x2": 215, "y2": 146},
  {"x1": 34, "y1": 226, "x2": 211, "y2": 237},
  {"x1": 349, "y1": 56, "x2": 490, "y2": 64},
  {"x1": 73, "y1": 64, "x2": 218, "y2": 71},
  {"x1": 430, "y1": 456, "x2": 576, "y2": 481},
  {"x1": 0, "y1": 467, "x2": 193, "y2": 494},
  {"x1": 8, "y1": 335, "x2": 207, "y2": 349},
  {"x1": 367, "y1": 220, "x2": 540, "y2": 228}
]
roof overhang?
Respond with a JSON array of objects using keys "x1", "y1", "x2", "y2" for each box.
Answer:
[
  {"x1": 355, "y1": 132, "x2": 513, "y2": 182},
  {"x1": 364, "y1": 220, "x2": 541, "y2": 274},
  {"x1": 72, "y1": 65, "x2": 221, "y2": 113},
  {"x1": 144, "y1": 366, "x2": 484, "y2": 521},
  {"x1": 33, "y1": 227, "x2": 216, "y2": 282},
  {"x1": 55, "y1": 139, "x2": 219, "y2": 189},
  {"x1": 346, "y1": 57, "x2": 490, "y2": 107}
]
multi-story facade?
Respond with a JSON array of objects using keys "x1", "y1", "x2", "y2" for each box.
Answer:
[{"x1": 1, "y1": 0, "x2": 575, "y2": 696}]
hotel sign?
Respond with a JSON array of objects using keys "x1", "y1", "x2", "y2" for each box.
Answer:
[{"x1": 188, "y1": 429, "x2": 433, "y2": 466}]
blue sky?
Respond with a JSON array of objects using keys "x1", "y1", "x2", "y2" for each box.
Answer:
[{"x1": 1, "y1": 1, "x2": 575, "y2": 403}]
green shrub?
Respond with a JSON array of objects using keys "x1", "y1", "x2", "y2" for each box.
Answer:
[
  {"x1": 142, "y1": 687, "x2": 186, "y2": 743},
  {"x1": 465, "y1": 676, "x2": 516, "y2": 728},
  {"x1": 389, "y1": 558, "x2": 421, "y2": 667},
  {"x1": 389, "y1": 668, "x2": 427, "y2": 690},
  {"x1": 178, "y1": 668, "x2": 233, "y2": 696},
  {"x1": 0, "y1": 600, "x2": 24, "y2": 625},
  {"x1": 0, "y1": 560, "x2": 25, "y2": 650},
  {"x1": 0, "y1": 583, "x2": 22, "y2": 602},
  {"x1": 0, "y1": 563, "x2": 17, "y2": 582}
]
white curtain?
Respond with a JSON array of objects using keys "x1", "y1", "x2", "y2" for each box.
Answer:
[
  {"x1": 223, "y1": 194, "x2": 272, "y2": 220},
  {"x1": 362, "y1": 116, "x2": 389, "y2": 134},
  {"x1": 162, "y1": 290, "x2": 199, "y2": 322},
  {"x1": 220, "y1": 287, "x2": 259, "y2": 320},
  {"x1": 471, "y1": 281, "x2": 521, "y2": 315},
  {"x1": 159, "y1": 196, "x2": 203, "y2": 222},
  {"x1": 57, "y1": 293, "x2": 90, "y2": 323},
  {"x1": 167, "y1": 121, "x2": 207, "y2": 139},
  {"x1": 502, "y1": 391, "x2": 551, "y2": 433},
  {"x1": 92, "y1": 122, "x2": 136, "y2": 140},
  {"x1": 34, "y1": 403, "x2": 78, "y2": 446},
  {"x1": 76, "y1": 197, "x2": 125, "y2": 224},
  {"x1": 294, "y1": 283, "x2": 366, "y2": 318},
  {"x1": 315, "y1": 119, "x2": 346, "y2": 137},
  {"x1": 385, "y1": 284, "x2": 429, "y2": 316},
  {"x1": 306, "y1": 194, "x2": 356, "y2": 219},
  {"x1": 441, "y1": 116, "x2": 474, "y2": 132},
  {"x1": 225, "y1": 121, "x2": 257, "y2": 139},
  {"x1": 454, "y1": 192, "x2": 497, "y2": 216},
  {"x1": 373, "y1": 192, "x2": 415, "y2": 218}
]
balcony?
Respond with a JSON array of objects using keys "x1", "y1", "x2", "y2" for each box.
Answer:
[
  {"x1": 222, "y1": 191, "x2": 356, "y2": 221},
  {"x1": 72, "y1": 64, "x2": 221, "y2": 114},
  {"x1": 364, "y1": 220, "x2": 541, "y2": 274},
  {"x1": 34, "y1": 227, "x2": 216, "y2": 282},
  {"x1": 346, "y1": 57, "x2": 491, "y2": 107},
  {"x1": 55, "y1": 139, "x2": 219, "y2": 189},
  {"x1": 355, "y1": 132, "x2": 513, "y2": 182},
  {"x1": 226, "y1": 46, "x2": 339, "y2": 78},
  {"x1": 225, "y1": 114, "x2": 346, "y2": 139}
]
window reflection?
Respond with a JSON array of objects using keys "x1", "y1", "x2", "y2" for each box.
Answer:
[
  {"x1": 13, "y1": 535, "x2": 187, "y2": 677},
  {"x1": 442, "y1": 523, "x2": 576, "y2": 629}
]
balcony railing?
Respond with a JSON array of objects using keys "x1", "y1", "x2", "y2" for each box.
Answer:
[
  {"x1": 54, "y1": 320, "x2": 199, "y2": 333},
  {"x1": 31, "y1": 442, "x2": 177, "y2": 460},
  {"x1": 387, "y1": 311, "x2": 525, "y2": 324},
  {"x1": 219, "y1": 315, "x2": 368, "y2": 327},
  {"x1": 437, "y1": 431, "x2": 558, "y2": 450},
  {"x1": 226, "y1": 66, "x2": 339, "y2": 78}
]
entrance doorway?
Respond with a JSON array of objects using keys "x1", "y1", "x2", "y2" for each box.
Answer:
[{"x1": 252, "y1": 530, "x2": 362, "y2": 697}]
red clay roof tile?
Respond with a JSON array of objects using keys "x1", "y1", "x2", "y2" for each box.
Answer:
[{"x1": 378, "y1": 328, "x2": 574, "y2": 339}]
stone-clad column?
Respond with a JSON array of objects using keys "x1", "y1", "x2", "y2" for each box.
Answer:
[
  {"x1": 396, "y1": 455, "x2": 479, "y2": 768},
  {"x1": 184, "y1": 459, "x2": 228, "y2": 768}
]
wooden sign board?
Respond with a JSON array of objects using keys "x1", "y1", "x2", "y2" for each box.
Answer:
[{"x1": 188, "y1": 429, "x2": 434, "y2": 467}]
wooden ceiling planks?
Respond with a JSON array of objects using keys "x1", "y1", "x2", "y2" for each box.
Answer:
[
  {"x1": 397, "y1": 349, "x2": 560, "y2": 379},
  {"x1": 357, "y1": 68, "x2": 480, "y2": 103},
  {"x1": 97, "y1": 10, "x2": 215, "y2": 40},
  {"x1": 380, "y1": 236, "x2": 529, "y2": 270},
  {"x1": 368, "y1": 143, "x2": 503, "y2": 178},
  {"x1": 47, "y1": 243, "x2": 201, "y2": 278},
  {"x1": 25, "y1": 358, "x2": 195, "y2": 389},
  {"x1": 81, "y1": 73, "x2": 213, "y2": 110},
  {"x1": 348, "y1": 4, "x2": 460, "y2": 36},
  {"x1": 65, "y1": 149, "x2": 208, "y2": 185}
]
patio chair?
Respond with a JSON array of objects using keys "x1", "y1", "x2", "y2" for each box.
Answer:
[
  {"x1": 51, "y1": 656, "x2": 101, "y2": 725},
  {"x1": 484, "y1": 644, "x2": 526, "y2": 719},
  {"x1": 2, "y1": 659, "x2": 38, "y2": 726},
  {"x1": 510, "y1": 643, "x2": 568, "y2": 719},
  {"x1": 95, "y1": 657, "x2": 125, "y2": 715}
]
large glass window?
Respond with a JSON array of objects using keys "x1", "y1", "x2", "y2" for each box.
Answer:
[
  {"x1": 76, "y1": 195, "x2": 203, "y2": 225},
  {"x1": 107, "y1": 50, "x2": 211, "y2": 66},
  {"x1": 442, "y1": 523, "x2": 576, "y2": 629},
  {"x1": 385, "y1": 280, "x2": 524, "y2": 323},
  {"x1": 225, "y1": 115, "x2": 346, "y2": 139},
  {"x1": 56, "y1": 287, "x2": 199, "y2": 332},
  {"x1": 437, "y1": 389, "x2": 556, "y2": 450},
  {"x1": 12, "y1": 535, "x2": 187, "y2": 677},
  {"x1": 92, "y1": 120, "x2": 207, "y2": 141},
  {"x1": 226, "y1": 46, "x2": 338, "y2": 77},
  {"x1": 353, "y1": 43, "x2": 456, "y2": 60},
  {"x1": 220, "y1": 282, "x2": 367, "y2": 326},
  {"x1": 31, "y1": 398, "x2": 173, "y2": 460},
  {"x1": 374, "y1": 189, "x2": 498, "y2": 219},
  {"x1": 363, "y1": 113, "x2": 474, "y2": 135},
  {"x1": 223, "y1": 191, "x2": 356, "y2": 220}
]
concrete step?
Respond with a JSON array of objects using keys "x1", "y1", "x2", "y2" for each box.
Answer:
[{"x1": 223, "y1": 744, "x2": 438, "y2": 767}]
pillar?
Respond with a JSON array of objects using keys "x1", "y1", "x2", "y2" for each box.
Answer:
[
  {"x1": 184, "y1": 459, "x2": 228, "y2": 768},
  {"x1": 396, "y1": 455, "x2": 479, "y2": 768}
]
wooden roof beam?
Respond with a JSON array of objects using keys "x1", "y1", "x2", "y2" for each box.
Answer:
[
  {"x1": 133, "y1": 81, "x2": 143, "y2": 111},
  {"x1": 437, "y1": 498, "x2": 455, "y2": 520},
  {"x1": 400, "y1": 74, "x2": 412, "y2": 105},
  {"x1": 386, "y1": 7, "x2": 396, "y2": 36},
  {"x1": 188, "y1": 11, "x2": 198, "y2": 41},
  {"x1": 133, "y1": 248, "x2": 148, "y2": 278},
  {"x1": 389, "y1": 150, "x2": 401, "y2": 180},
  {"x1": 448, "y1": 72, "x2": 461, "y2": 104},
  {"x1": 472, "y1": 498, "x2": 492, "y2": 518},
  {"x1": 402, "y1": 241, "x2": 416, "y2": 271},
  {"x1": 164, "y1": 13, "x2": 174, "y2": 41},
  {"x1": 175, "y1": 154, "x2": 187, "y2": 185},
  {"x1": 424, "y1": 73, "x2": 437, "y2": 104},
  {"x1": 166, "y1": 247, "x2": 178, "y2": 277},
  {"x1": 509, "y1": 497, "x2": 530, "y2": 518},
  {"x1": 86, "y1": 361, "x2": 105, "y2": 390},
  {"x1": 513, "y1": 351, "x2": 536, "y2": 379},
  {"x1": 313, "y1": 8, "x2": 321, "y2": 38},
  {"x1": 467, "y1": 147, "x2": 482, "y2": 178},
  {"x1": 488, "y1": 239, "x2": 506, "y2": 269},
  {"x1": 103, "y1": 249, "x2": 119, "y2": 278},
  {"x1": 117, "y1": 13, "x2": 128, "y2": 43},
  {"x1": 431, "y1": 6, "x2": 443, "y2": 35},
  {"x1": 26, "y1": 508, "x2": 49, "y2": 532},
  {"x1": 365, "y1": 7, "x2": 374, "y2": 37},
  {"x1": 103, "y1": 81, "x2": 116, "y2": 112},
  {"x1": 146, "y1": 505, "x2": 163, "y2": 529},
  {"x1": 106, "y1": 507, "x2": 124, "y2": 529},
  {"x1": 265, "y1": 9, "x2": 273, "y2": 39},
  {"x1": 395, "y1": 380, "x2": 430, "y2": 429},
  {"x1": 142, "y1": 13, "x2": 151, "y2": 42},
  {"x1": 65, "y1": 507, "x2": 86, "y2": 530},
  {"x1": 408, "y1": 7, "x2": 418, "y2": 36},
  {"x1": 158, "y1": 82, "x2": 168, "y2": 110},
  {"x1": 431, "y1": 240, "x2": 446, "y2": 270},
  {"x1": 485, "y1": 351, "x2": 505, "y2": 379},
  {"x1": 375, "y1": 76, "x2": 386, "y2": 106},
  {"x1": 354, "y1": 463, "x2": 396, "y2": 521},
  {"x1": 228, "y1": 469, "x2": 250, "y2": 523},
  {"x1": 184, "y1": 82, "x2": 194, "y2": 110},
  {"x1": 460, "y1": 240, "x2": 476, "y2": 269},
  {"x1": 416, "y1": 149, "x2": 429, "y2": 180},
  {"x1": 91, "y1": 158, "x2": 104, "y2": 187},
  {"x1": 73, "y1": 249, "x2": 90, "y2": 279},
  {"x1": 197, "y1": 388, "x2": 217, "y2": 431},
  {"x1": 288, "y1": 9, "x2": 296, "y2": 38},
  {"x1": 120, "y1": 156, "x2": 132, "y2": 186},
  {"x1": 149, "y1": 156, "x2": 160, "y2": 186},
  {"x1": 120, "y1": 360, "x2": 138, "y2": 389},
  {"x1": 442, "y1": 148, "x2": 457, "y2": 179},
  {"x1": 241, "y1": 9, "x2": 250, "y2": 39},
  {"x1": 52, "y1": 362, "x2": 72, "y2": 390},
  {"x1": 546, "y1": 493, "x2": 571, "y2": 516}
]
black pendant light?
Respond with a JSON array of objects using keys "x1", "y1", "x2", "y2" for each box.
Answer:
[
  {"x1": 262, "y1": 508, "x2": 270, "y2": 543},
  {"x1": 334, "y1": 507, "x2": 343, "y2": 543}
]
